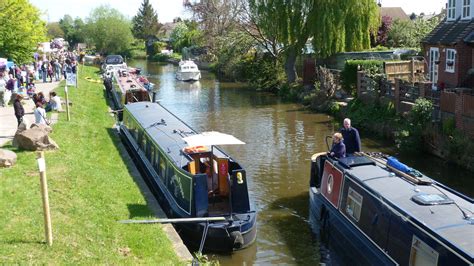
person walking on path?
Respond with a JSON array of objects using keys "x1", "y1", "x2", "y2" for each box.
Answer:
[
  {"x1": 340, "y1": 118, "x2": 361, "y2": 155},
  {"x1": 13, "y1": 94, "x2": 24, "y2": 126}
]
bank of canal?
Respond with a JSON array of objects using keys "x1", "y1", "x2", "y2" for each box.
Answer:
[{"x1": 129, "y1": 59, "x2": 474, "y2": 265}]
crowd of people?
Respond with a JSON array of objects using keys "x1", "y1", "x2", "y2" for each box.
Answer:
[
  {"x1": 0, "y1": 50, "x2": 78, "y2": 107},
  {"x1": 1, "y1": 50, "x2": 77, "y2": 128}
]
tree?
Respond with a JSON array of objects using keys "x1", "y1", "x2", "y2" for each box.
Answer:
[
  {"x1": 311, "y1": 0, "x2": 379, "y2": 58},
  {"x1": 246, "y1": 0, "x2": 315, "y2": 83},
  {"x1": 46, "y1": 22, "x2": 64, "y2": 39},
  {"x1": 59, "y1": 15, "x2": 86, "y2": 48},
  {"x1": 0, "y1": 0, "x2": 46, "y2": 63},
  {"x1": 373, "y1": 15, "x2": 392, "y2": 46},
  {"x1": 246, "y1": 0, "x2": 379, "y2": 83},
  {"x1": 84, "y1": 6, "x2": 134, "y2": 55},
  {"x1": 387, "y1": 17, "x2": 440, "y2": 48},
  {"x1": 185, "y1": 0, "x2": 244, "y2": 49},
  {"x1": 132, "y1": 0, "x2": 160, "y2": 40}
]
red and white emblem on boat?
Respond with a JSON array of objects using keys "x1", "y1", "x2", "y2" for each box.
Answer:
[{"x1": 327, "y1": 174, "x2": 334, "y2": 194}]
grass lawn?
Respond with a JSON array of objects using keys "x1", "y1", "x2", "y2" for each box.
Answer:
[{"x1": 0, "y1": 65, "x2": 184, "y2": 264}]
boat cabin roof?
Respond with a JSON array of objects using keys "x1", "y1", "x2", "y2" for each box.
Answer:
[
  {"x1": 331, "y1": 155, "x2": 474, "y2": 258},
  {"x1": 125, "y1": 102, "x2": 229, "y2": 168},
  {"x1": 105, "y1": 55, "x2": 124, "y2": 65},
  {"x1": 114, "y1": 70, "x2": 149, "y2": 94}
]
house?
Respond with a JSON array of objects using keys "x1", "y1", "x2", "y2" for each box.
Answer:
[
  {"x1": 379, "y1": 7, "x2": 410, "y2": 21},
  {"x1": 422, "y1": 0, "x2": 474, "y2": 89}
]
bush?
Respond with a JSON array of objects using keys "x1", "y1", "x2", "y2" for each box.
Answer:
[
  {"x1": 341, "y1": 60, "x2": 384, "y2": 95},
  {"x1": 395, "y1": 98, "x2": 434, "y2": 152}
]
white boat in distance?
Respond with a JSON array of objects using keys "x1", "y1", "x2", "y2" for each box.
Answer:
[{"x1": 176, "y1": 60, "x2": 201, "y2": 82}]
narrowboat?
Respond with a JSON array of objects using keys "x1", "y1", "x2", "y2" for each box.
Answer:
[
  {"x1": 119, "y1": 102, "x2": 257, "y2": 252},
  {"x1": 104, "y1": 68, "x2": 153, "y2": 119},
  {"x1": 101, "y1": 54, "x2": 127, "y2": 73},
  {"x1": 176, "y1": 60, "x2": 201, "y2": 82},
  {"x1": 309, "y1": 152, "x2": 473, "y2": 265}
]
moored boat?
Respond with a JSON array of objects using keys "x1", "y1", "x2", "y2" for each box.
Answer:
[
  {"x1": 119, "y1": 102, "x2": 257, "y2": 252},
  {"x1": 176, "y1": 60, "x2": 201, "y2": 82},
  {"x1": 309, "y1": 152, "x2": 474, "y2": 265},
  {"x1": 104, "y1": 67, "x2": 153, "y2": 119},
  {"x1": 101, "y1": 54, "x2": 127, "y2": 74}
]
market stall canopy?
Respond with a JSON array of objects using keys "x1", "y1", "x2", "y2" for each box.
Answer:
[{"x1": 182, "y1": 131, "x2": 245, "y2": 146}]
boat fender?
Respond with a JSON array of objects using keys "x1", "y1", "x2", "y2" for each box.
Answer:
[{"x1": 230, "y1": 231, "x2": 244, "y2": 249}]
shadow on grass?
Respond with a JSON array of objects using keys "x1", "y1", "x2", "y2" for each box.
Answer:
[
  {"x1": 127, "y1": 203, "x2": 153, "y2": 219},
  {"x1": 1, "y1": 239, "x2": 44, "y2": 245},
  {"x1": 104, "y1": 127, "x2": 167, "y2": 219},
  {"x1": 268, "y1": 192, "x2": 320, "y2": 265}
]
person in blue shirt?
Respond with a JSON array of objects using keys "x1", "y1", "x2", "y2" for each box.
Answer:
[
  {"x1": 330, "y1": 132, "x2": 346, "y2": 159},
  {"x1": 340, "y1": 118, "x2": 361, "y2": 155}
]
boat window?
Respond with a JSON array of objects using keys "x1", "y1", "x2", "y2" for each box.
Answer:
[
  {"x1": 140, "y1": 132, "x2": 147, "y2": 151},
  {"x1": 345, "y1": 187, "x2": 363, "y2": 222},
  {"x1": 411, "y1": 194, "x2": 454, "y2": 205},
  {"x1": 159, "y1": 151, "x2": 167, "y2": 180},
  {"x1": 409, "y1": 235, "x2": 439, "y2": 266}
]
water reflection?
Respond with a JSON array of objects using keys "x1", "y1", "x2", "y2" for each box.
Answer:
[{"x1": 127, "y1": 59, "x2": 474, "y2": 265}]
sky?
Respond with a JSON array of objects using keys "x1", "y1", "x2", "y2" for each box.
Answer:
[
  {"x1": 380, "y1": 0, "x2": 445, "y2": 15},
  {"x1": 30, "y1": 0, "x2": 446, "y2": 23},
  {"x1": 29, "y1": 0, "x2": 189, "y2": 23}
]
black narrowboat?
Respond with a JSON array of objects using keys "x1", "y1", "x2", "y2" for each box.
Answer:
[
  {"x1": 119, "y1": 102, "x2": 257, "y2": 252},
  {"x1": 309, "y1": 152, "x2": 473, "y2": 265}
]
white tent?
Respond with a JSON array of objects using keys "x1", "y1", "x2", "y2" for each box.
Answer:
[{"x1": 182, "y1": 131, "x2": 245, "y2": 147}]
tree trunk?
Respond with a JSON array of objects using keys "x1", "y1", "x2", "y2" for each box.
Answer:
[{"x1": 285, "y1": 48, "x2": 298, "y2": 83}]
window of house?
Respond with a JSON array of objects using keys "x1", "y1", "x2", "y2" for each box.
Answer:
[
  {"x1": 463, "y1": 0, "x2": 471, "y2": 18},
  {"x1": 448, "y1": 0, "x2": 456, "y2": 20},
  {"x1": 446, "y1": 49, "x2": 456, "y2": 73},
  {"x1": 345, "y1": 187, "x2": 363, "y2": 222}
]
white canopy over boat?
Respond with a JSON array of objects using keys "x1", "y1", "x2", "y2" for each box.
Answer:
[{"x1": 182, "y1": 131, "x2": 245, "y2": 147}]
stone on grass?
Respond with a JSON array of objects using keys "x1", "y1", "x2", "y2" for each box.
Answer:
[
  {"x1": 13, "y1": 124, "x2": 59, "y2": 151},
  {"x1": 0, "y1": 149, "x2": 17, "y2": 168}
]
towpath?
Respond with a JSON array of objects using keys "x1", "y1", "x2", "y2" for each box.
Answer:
[{"x1": 0, "y1": 81, "x2": 60, "y2": 147}]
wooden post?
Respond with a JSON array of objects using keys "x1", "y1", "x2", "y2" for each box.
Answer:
[
  {"x1": 37, "y1": 151, "x2": 53, "y2": 246},
  {"x1": 411, "y1": 57, "x2": 415, "y2": 84},
  {"x1": 65, "y1": 85, "x2": 70, "y2": 121}
]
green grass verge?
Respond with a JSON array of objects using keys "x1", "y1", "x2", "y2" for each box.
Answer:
[{"x1": 0, "y1": 65, "x2": 184, "y2": 264}]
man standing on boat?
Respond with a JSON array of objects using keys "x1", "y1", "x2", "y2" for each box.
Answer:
[{"x1": 340, "y1": 118, "x2": 361, "y2": 155}]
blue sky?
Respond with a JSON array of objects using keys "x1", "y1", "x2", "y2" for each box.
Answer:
[{"x1": 30, "y1": 0, "x2": 445, "y2": 23}]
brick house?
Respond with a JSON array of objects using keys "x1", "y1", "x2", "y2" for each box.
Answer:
[{"x1": 422, "y1": 0, "x2": 474, "y2": 89}]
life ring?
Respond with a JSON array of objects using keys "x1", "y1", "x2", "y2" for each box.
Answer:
[{"x1": 183, "y1": 146, "x2": 208, "y2": 153}]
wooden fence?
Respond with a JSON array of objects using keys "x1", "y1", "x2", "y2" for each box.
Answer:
[{"x1": 384, "y1": 59, "x2": 425, "y2": 82}]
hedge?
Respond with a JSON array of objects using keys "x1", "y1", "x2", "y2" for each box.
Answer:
[{"x1": 341, "y1": 59, "x2": 384, "y2": 95}]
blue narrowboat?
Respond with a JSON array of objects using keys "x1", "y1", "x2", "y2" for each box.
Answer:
[
  {"x1": 119, "y1": 102, "x2": 257, "y2": 252},
  {"x1": 309, "y1": 152, "x2": 474, "y2": 265}
]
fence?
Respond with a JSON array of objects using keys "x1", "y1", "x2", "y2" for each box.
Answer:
[
  {"x1": 357, "y1": 71, "x2": 474, "y2": 138},
  {"x1": 384, "y1": 59, "x2": 425, "y2": 82}
]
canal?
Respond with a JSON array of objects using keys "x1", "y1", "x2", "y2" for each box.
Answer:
[{"x1": 128, "y1": 60, "x2": 474, "y2": 265}]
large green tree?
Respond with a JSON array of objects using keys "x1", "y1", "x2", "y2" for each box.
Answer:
[
  {"x1": 246, "y1": 0, "x2": 379, "y2": 83},
  {"x1": 132, "y1": 0, "x2": 160, "y2": 40},
  {"x1": 387, "y1": 17, "x2": 441, "y2": 48},
  {"x1": 59, "y1": 15, "x2": 86, "y2": 48},
  {"x1": 311, "y1": 0, "x2": 379, "y2": 58},
  {"x1": 0, "y1": 0, "x2": 46, "y2": 63},
  {"x1": 46, "y1": 22, "x2": 64, "y2": 39},
  {"x1": 247, "y1": 0, "x2": 315, "y2": 83},
  {"x1": 84, "y1": 6, "x2": 134, "y2": 55}
]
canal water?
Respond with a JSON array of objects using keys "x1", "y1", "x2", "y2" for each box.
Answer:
[{"x1": 128, "y1": 60, "x2": 474, "y2": 265}]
